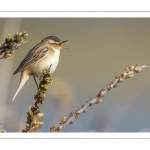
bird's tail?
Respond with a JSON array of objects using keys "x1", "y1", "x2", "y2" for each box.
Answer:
[{"x1": 12, "y1": 71, "x2": 29, "y2": 101}]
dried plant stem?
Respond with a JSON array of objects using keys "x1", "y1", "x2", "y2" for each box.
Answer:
[
  {"x1": 22, "y1": 65, "x2": 53, "y2": 132},
  {"x1": 50, "y1": 64, "x2": 150, "y2": 132}
]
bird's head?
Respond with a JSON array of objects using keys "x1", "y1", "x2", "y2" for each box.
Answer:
[{"x1": 42, "y1": 36, "x2": 68, "y2": 50}]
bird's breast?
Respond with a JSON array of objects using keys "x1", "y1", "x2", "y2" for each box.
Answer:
[{"x1": 27, "y1": 50, "x2": 60, "y2": 77}]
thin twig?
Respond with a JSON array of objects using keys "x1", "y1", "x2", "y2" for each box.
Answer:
[
  {"x1": 50, "y1": 64, "x2": 150, "y2": 132},
  {"x1": 0, "y1": 31, "x2": 29, "y2": 59}
]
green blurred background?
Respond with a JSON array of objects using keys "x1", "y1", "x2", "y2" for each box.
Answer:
[{"x1": 0, "y1": 18, "x2": 150, "y2": 132}]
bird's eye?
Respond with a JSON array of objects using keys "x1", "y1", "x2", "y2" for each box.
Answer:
[{"x1": 52, "y1": 43, "x2": 57, "y2": 46}]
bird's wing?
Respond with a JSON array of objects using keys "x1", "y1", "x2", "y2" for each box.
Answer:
[{"x1": 13, "y1": 43, "x2": 49, "y2": 75}]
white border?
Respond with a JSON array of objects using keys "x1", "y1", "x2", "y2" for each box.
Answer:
[
  {"x1": 0, "y1": 0, "x2": 150, "y2": 11},
  {"x1": 0, "y1": 12, "x2": 150, "y2": 18},
  {"x1": 0, "y1": 133, "x2": 150, "y2": 139}
]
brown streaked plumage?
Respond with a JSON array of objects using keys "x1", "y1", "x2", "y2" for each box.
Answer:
[{"x1": 12, "y1": 36, "x2": 68, "y2": 101}]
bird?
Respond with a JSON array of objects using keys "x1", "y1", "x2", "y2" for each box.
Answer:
[{"x1": 12, "y1": 36, "x2": 68, "y2": 101}]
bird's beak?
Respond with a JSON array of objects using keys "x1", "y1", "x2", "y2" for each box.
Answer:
[{"x1": 58, "y1": 40, "x2": 68, "y2": 49}]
